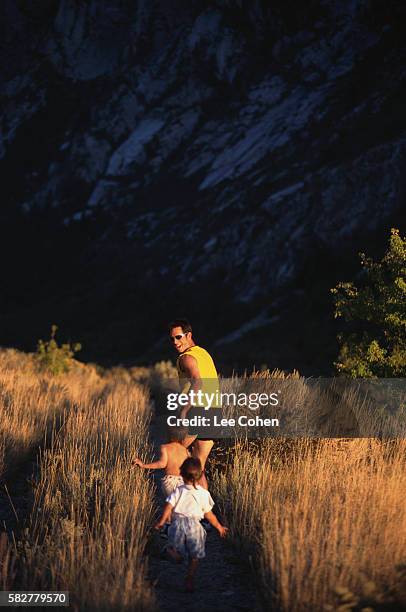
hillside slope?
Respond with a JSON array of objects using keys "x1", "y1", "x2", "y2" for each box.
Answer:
[{"x1": 1, "y1": 0, "x2": 405, "y2": 372}]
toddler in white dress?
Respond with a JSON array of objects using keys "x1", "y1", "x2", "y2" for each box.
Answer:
[{"x1": 155, "y1": 457, "x2": 228, "y2": 592}]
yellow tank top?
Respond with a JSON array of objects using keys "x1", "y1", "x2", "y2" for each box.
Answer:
[{"x1": 176, "y1": 345, "x2": 220, "y2": 407}]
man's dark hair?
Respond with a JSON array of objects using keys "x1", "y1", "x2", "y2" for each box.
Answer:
[{"x1": 168, "y1": 318, "x2": 192, "y2": 334}]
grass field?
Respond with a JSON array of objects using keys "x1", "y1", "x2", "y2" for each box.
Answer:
[
  {"x1": 212, "y1": 437, "x2": 406, "y2": 611},
  {"x1": 0, "y1": 349, "x2": 405, "y2": 611},
  {"x1": 0, "y1": 349, "x2": 157, "y2": 611}
]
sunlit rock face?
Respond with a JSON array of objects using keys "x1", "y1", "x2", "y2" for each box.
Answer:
[{"x1": 1, "y1": 0, "x2": 405, "y2": 369}]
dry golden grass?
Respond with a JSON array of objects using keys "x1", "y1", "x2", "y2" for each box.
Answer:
[
  {"x1": 0, "y1": 349, "x2": 110, "y2": 479},
  {"x1": 2, "y1": 349, "x2": 405, "y2": 611},
  {"x1": 0, "y1": 369, "x2": 65, "y2": 480},
  {"x1": 211, "y1": 367, "x2": 406, "y2": 610},
  {"x1": 213, "y1": 437, "x2": 406, "y2": 611},
  {"x1": 0, "y1": 349, "x2": 157, "y2": 611}
]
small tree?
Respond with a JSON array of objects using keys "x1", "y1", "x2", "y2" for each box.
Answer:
[
  {"x1": 331, "y1": 228, "x2": 406, "y2": 377},
  {"x1": 36, "y1": 324, "x2": 81, "y2": 375}
]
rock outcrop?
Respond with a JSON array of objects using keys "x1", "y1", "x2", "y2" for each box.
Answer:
[{"x1": 1, "y1": 1, "x2": 405, "y2": 371}]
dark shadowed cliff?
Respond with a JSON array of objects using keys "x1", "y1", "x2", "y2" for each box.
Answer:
[{"x1": 1, "y1": 0, "x2": 405, "y2": 373}]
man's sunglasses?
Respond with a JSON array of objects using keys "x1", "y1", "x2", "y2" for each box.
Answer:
[{"x1": 170, "y1": 333, "x2": 188, "y2": 342}]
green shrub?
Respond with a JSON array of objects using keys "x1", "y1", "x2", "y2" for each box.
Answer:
[
  {"x1": 35, "y1": 325, "x2": 81, "y2": 375},
  {"x1": 331, "y1": 228, "x2": 406, "y2": 377}
]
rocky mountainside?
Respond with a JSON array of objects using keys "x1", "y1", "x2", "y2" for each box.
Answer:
[{"x1": 1, "y1": 0, "x2": 405, "y2": 373}]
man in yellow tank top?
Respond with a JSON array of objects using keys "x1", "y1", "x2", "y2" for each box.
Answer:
[{"x1": 168, "y1": 318, "x2": 219, "y2": 490}]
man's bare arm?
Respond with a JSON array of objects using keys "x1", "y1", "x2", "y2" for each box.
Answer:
[{"x1": 178, "y1": 354, "x2": 202, "y2": 418}]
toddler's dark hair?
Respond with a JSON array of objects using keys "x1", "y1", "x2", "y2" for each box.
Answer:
[
  {"x1": 180, "y1": 457, "x2": 202, "y2": 489},
  {"x1": 167, "y1": 425, "x2": 188, "y2": 443}
]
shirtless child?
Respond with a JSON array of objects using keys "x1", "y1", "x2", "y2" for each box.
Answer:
[{"x1": 132, "y1": 426, "x2": 191, "y2": 497}]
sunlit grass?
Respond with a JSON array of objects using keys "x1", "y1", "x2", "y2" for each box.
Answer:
[
  {"x1": 1, "y1": 349, "x2": 405, "y2": 610},
  {"x1": 0, "y1": 349, "x2": 157, "y2": 611},
  {"x1": 214, "y1": 437, "x2": 406, "y2": 610}
]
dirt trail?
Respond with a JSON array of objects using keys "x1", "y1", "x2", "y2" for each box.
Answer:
[
  {"x1": 147, "y1": 419, "x2": 259, "y2": 612},
  {"x1": 149, "y1": 530, "x2": 258, "y2": 612}
]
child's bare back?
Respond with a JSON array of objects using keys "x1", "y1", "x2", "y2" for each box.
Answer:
[
  {"x1": 161, "y1": 441, "x2": 189, "y2": 475},
  {"x1": 132, "y1": 440, "x2": 189, "y2": 473},
  {"x1": 132, "y1": 426, "x2": 192, "y2": 496}
]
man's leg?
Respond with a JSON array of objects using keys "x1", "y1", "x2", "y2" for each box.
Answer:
[
  {"x1": 183, "y1": 434, "x2": 197, "y2": 448},
  {"x1": 191, "y1": 440, "x2": 214, "y2": 489}
]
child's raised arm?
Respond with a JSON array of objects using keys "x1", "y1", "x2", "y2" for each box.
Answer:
[
  {"x1": 132, "y1": 445, "x2": 168, "y2": 470},
  {"x1": 154, "y1": 503, "x2": 173, "y2": 530},
  {"x1": 204, "y1": 511, "x2": 228, "y2": 538}
]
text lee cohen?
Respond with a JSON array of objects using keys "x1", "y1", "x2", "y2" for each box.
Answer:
[{"x1": 167, "y1": 415, "x2": 279, "y2": 427}]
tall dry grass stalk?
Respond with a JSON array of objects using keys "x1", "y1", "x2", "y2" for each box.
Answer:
[
  {"x1": 0, "y1": 350, "x2": 158, "y2": 611},
  {"x1": 214, "y1": 437, "x2": 406, "y2": 611},
  {"x1": 219, "y1": 371, "x2": 405, "y2": 438},
  {"x1": 0, "y1": 369, "x2": 65, "y2": 479},
  {"x1": 0, "y1": 349, "x2": 108, "y2": 480}
]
